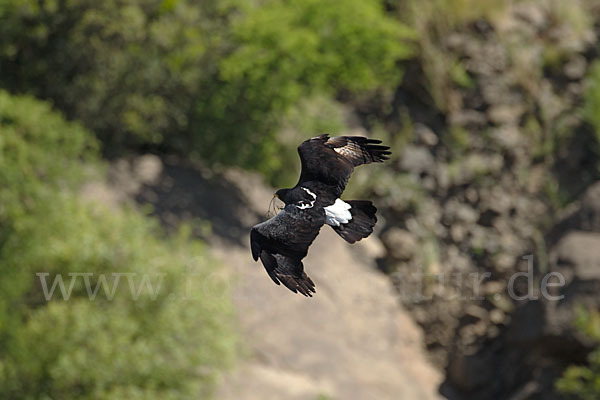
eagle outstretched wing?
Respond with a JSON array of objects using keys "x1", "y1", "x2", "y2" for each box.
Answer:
[
  {"x1": 250, "y1": 134, "x2": 391, "y2": 296},
  {"x1": 296, "y1": 134, "x2": 391, "y2": 199},
  {"x1": 250, "y1": 202, "x2": 325, "y2": 296}
]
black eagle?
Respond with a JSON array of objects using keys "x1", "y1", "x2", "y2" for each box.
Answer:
[{"x1": 250, "y1": 134, "x2": 391, "y2": 296}]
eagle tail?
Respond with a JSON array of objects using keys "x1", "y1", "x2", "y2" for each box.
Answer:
[
  {"x1": 331, "y1": 200, "x2": 377, "y2": 244},
  {"x1": 259, "y1": 251, "x2": 316, "y2": 297}
]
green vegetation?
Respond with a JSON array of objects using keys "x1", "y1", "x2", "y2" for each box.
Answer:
[
  {"x1": 0, "y1": 0, "x2": 414, "y2": 183},
  {"x1": 0, "y1": 91, "x2": 235, "y2": 399},
  {"x1": 584, "y1": 61, "x2": 600, "y2": 157},
  {"x1": 556, "y1": 309, "x2": 600, "y2": 399},
  {"x1": 199, "y1": 0, "x2": 413, "y2": 172},
  {"x1": 403, "y1": 0, "x2": 511, "y2": 110},
  {"x1": 0, "y1": 0, "x2": 229, "y2": 152}
]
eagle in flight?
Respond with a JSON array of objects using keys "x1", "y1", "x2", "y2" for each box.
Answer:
[{"x1": 250, "y1": 134, "x2": 391, "y2": 296}]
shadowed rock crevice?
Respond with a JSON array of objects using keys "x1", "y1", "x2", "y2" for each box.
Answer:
[{"x1": 108, "y1": 155, "x2": 265, "y2": 246}]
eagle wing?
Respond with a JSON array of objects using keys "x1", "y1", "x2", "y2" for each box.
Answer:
[
  {"x1": 296, "y1": 134, "x2": 391, "y2": 199},
  {"x1": 250, "y1": 203, "x2": 325, "y2": 296}
]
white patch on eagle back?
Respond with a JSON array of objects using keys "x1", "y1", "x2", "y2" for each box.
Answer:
[
  {"x1": 296, "y1": 187, "x2": 317, "y2": 210},
  {"x1": 324, "y1": 198, "x2": 352, "y2": 227}
]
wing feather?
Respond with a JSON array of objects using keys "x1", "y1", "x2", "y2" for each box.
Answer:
[
  {"x1": 250, "y1": 203, "x2": 324, "y2": 296},
  {"x1": 297, "y1": 134, "x2": 391, "y2": 198},
  {"x1": 259, "y1": 251, "x2": 315, "y2": 296}
]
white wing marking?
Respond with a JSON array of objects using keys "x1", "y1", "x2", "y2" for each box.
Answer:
[{"x1": 301, "y1": 187, "x2": 317, "y2": 199}]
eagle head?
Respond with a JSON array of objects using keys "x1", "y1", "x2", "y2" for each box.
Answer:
[{"x1": 274, "y1": 188, "x2": 290, "y2": 203}]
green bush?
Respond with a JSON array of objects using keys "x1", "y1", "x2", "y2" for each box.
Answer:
[
  {"x1": 0, "y1": 0, "x2": 232, "y2": 152},
  {"x1": 195, "y1": 0, "x2": 414, "y2": 175},
  {"x1": 0, "y1": 0, "x2": 414, "y2": 182},
  {"x1": 0, "y1": 91, "x2": 236, "y2": 399},
  {"x1": 556, "y1": 309, "x2": 600, "y2": 399},
  {"x1": 583, "y1": 61, "x2": 600, "y2": 154}
]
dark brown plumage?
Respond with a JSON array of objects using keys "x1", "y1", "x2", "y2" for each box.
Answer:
[{"x1": 250, "y1": 134, "x2": 391, "y2": 296}]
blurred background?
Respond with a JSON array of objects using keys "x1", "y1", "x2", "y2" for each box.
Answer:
[{"x1": 2, "y1": 0, "x2": 600, "y2": 399}]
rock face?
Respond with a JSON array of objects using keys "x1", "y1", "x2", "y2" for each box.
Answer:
[
  {"x1": 106, "y1": 156, "x2": 443, "y2": 400},
  {"x1": 214, "y1": 228, "x2": 442, "y2": 400},
  {"x1": 373, "y1": 1, "x2": 600, "y2": 398},
  {"x1": 211, "y1": 169, "x2": 442, "y2": 400},
  {"x1": 438, "y1": 182, "x2": 600, "y2": 400}
]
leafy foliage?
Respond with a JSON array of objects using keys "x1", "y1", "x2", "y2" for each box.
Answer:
[
  {"x1": 196, "y1": 0, "x2": 414, "y2": 174},
  {"x1": 583, "y1": 61, "x2": 600, "y2": 155},
  {"x1": 0, "y1": 0, "x2": 233, "y2": 152},
  {"x1": 0, "y1": 91, "x2": 235, "y2": 399},
  {"x1": 0, "y1": 0, "x2": 414, "y2": 181},
  {"x1": 556, "y1": 309, "x2": 600, "y2": 399}
]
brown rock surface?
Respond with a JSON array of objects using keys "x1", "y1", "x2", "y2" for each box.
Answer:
[{"x1": 213, "y1": 168, "x2": 442, "y2": 400}]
